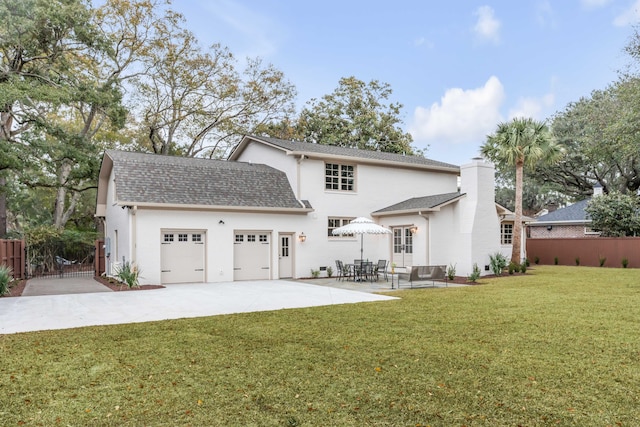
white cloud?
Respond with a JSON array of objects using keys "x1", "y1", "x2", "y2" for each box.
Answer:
[
  {"x1": 581, "y1": 0, "x2": 612, "y2": 8},
  {"x1": 535, "y1": 1, "x2": 557, "y2": 27},
  {"x1": 614, "y1": 0, "x2": 640, "y2": 26},
  {"x1": 472, "y1": 6, "x2": 501, "y2": 44},
  {"x1": 409, "y1": 76, "x2": 505, "y2": 145},
  {"x1": 508, "y1": 93, "x2": 555, "y2": 120}
]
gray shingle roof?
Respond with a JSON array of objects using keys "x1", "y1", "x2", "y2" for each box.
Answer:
[
  {"x1": 534, "y1": 199, "x2": 591, "y2": 223},
  {"x1": 237, "y1": 136, "x2": 460, "y2": 170},
  {"x1": 106, "y1": 150, "x2": 306, "y2": 210},
  {"x1": 373, "y1": 192, "x2": 464, "y2": 214}
]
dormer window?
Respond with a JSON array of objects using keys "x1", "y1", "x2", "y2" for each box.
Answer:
[{"x1": 325, "y1": 163, "x2": 355, "y2": 191}]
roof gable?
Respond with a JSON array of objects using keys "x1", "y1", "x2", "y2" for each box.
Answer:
[
  {"x1": 230, "y1": 135, "x2": 460, "y2": 172},
  {"x1": 103, "y1": 150, "x2": 308, "y2": 211},
  {"x1": 372, "y1": 192, "x2": 464, "y2": 216}
]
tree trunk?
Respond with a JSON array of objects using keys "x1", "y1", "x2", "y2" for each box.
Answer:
[
  {"x1": 0, "y1": 177, "x2": 6, "y2": 238},
  {"x1": 511, "y1": 160, "x2": 524, "y2": 264},
  {"x1": 53, "y1": 160, "x2": 73, "y2": 229}
]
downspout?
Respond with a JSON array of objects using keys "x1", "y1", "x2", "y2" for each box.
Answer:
[{"x1": 131, "y1": 206, "x2": 137, "y2": 264}]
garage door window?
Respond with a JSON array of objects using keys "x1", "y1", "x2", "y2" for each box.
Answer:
[
  {"x1": 164, "y1": 234, "x2": 174, "y2": 242},
  {"x1": 178, "y1": 233, "x2": 188, "y2": 242},
  {"x1": 260, "y1": 235, "x2": 267, "y2": 242},
  {"x1": 192, "y1": 234, "x2": 202, "y2": 242},
  {"x1": 247, "y1": 234, "x2": 256, "y2": 242},
  {"x1": 235, "y1": 234, "x2": 243, "y2": 243}
]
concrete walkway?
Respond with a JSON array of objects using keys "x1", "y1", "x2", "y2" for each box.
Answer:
[
  {"x1": 22, "y1": 276, "x2": 112, "y2": 296},
  {"x1": 0, "y1": 280, "x2": 398, "y2": 335}
]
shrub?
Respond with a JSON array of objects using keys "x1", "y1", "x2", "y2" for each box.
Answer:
[
  {"x1": 489, "y1": 252, "x2": 508, "y2": 276},
  {"x1": 554, "y1": 257, "x2": 559, "y2": 265},
  {"x1": 446, "y1": 263, "x2": 457, "y2": 281},
  {"x1": 115, "y1": 261, "x2": 141, "y2": 288},
  {"x1": 575, "y1": 257, "x2": 580, "y2": 266},
  {"x1": 534, "y1": 256, "x2": 540, "y2": 265},
  {"x1": 326, "y1": 266, "x2": 333, "y2": 278},
  {"x1": 0, "y1": 265, "x2": 13, "y2": 296},
  {"x1": 622, "y1": 258, "x2": 629, "y2": 268},
  {"x1": 310, "y1": 269, "x2": 320, "y2": 278},
  {"x1": 520, "y1": 263, "x2": 527, "y2": 274},
  {"x1": 508, "y1": 262, "x2": 518, "y2": 275},
  {"x1": 467, "y1": 263, "x2": 481, "y2": 283},
  {"x1": 599, "y1": 256, "x2": 607, "y2": 267},
  {"x1": 524, "y1": 258, "x2": 530, "y2": 267}
]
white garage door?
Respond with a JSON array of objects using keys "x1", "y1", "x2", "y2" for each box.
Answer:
[
  {"x1": 161, "y1": 230, "x2": 205, "y2": 284},
  {"x1": 234, "y1": 232, "x2": 271, "y2": 280}
]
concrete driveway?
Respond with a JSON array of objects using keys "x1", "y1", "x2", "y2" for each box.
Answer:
[{"x1": 0, "y1": 280, "x2": 398, "y2": 335}]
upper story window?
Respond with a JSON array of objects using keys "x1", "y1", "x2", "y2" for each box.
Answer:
[
  {"x1": 501, "y1": 223, "x2": 513, "y2": 245},
  {"x1": 325, "y1": 163, "x2": 355, "y2": 191}
]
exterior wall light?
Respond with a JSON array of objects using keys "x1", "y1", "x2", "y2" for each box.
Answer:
[
  {"x1": 409, "y1": 226, "x2": 418, "y2": 234},
  {"x1": 299, "y1": 232, "x2": 306, "y2": 242}
]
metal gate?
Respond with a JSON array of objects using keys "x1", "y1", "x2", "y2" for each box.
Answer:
[{"x1": 27, "y1": 239, "x2": 96, "y2": 278}]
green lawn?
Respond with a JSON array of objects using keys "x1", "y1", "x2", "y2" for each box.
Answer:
[{"x1": 1, "y1": 266, "x2": 639, "y2": 426}]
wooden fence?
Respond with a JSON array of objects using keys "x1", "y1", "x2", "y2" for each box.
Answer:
[
  {"x1": 95, "y1": 239, "x2": 105, "y2": 276},
  {"x1": 526, "y1": 237, "x2": 640, "y2": 268},
  {"x1": 0, "y1": 239, "x2": 25, "y2": 279}
]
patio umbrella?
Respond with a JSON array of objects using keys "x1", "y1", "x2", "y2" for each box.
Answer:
[{"x1": 331, "y1": 217, "x2": 391, "y2": 261}]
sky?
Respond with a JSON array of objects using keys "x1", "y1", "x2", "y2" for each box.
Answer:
[{"x1": 170, "y1": 0, "x2": 639, "y2": 165}]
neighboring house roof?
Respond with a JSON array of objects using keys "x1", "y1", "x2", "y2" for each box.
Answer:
[
  {"x1": 372, "y1": 192, "x2": 465, "y2": 216},
  {"x1": 97, "y1": 150, "x2": 311, "y2": 213},
  {"x1": 531, "y1": 198, "x2": 591, "y2": 225},
  {"x1": 229, "y1": 135, "x2": 460, "y2": 173},
  {"x1": 496, "y1": 203, "x2": 535, "y2": 223}
]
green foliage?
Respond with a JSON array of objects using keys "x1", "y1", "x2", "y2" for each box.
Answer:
[
  {"x1": 534, "y1": 256, "x2": 540, "y2": 265},
  {"x1": 599, "y1": 256, "x2": 607, "y2": 267},
  {"x1": 446, "y1": 263, "x2": 457, "y2": 280},
  {"x1": 310, "y1": 269, "x2": 320, "y2": 278},
  {"x1": 296, "y1": 77, "x2": 415, "y2": 154},
  {"x1": 508, "y1": 262, "x2": 518, "y2": 275},
  {"x1": 554, "y1": 256, "x2": 559, "y2": 265},
  {"x1": 520, "y1": 263, "x2": 527, "y2": 274},
  {"x1": 467, "y1": 263, "x2": 481, "y2": 282},
  {"x1": 23, "y1": 226, "x2": 97, "y2": 273},
  {"x1": 543, "y1": 78, "x2": 640, "y2": 198},
  {"x1": 585, "y1": 192, "x2": 640, "y2": 237},
  {"x1": 115, "y1": 261, "x2": 140, "y2": 288},
  {"x1": 489, "y1": 252, "x2": 508, "y2": 276},
  {"x1": 0, "y1": 265, "x2": 12, "y2": 296},
  {"x1": 481, "y1": 117, "x2": 562, "y2": 263},
  {"x1": 326, "y1": 266, "x2": 333, "y2": 278},
  {"x1": 622, "y1": 258, "x2": 629, "y2": 268},
  {"x1": 575, "y1": 257, "x2": 581, "y2": 266}
]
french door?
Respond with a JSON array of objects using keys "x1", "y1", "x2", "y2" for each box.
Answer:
[{"x1": 392, "y1": 227, "x2": 413, "y2": 267}]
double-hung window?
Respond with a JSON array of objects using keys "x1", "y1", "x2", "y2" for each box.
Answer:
[
  {"x1": 325, "y1": 163, "x2": 355, "y2": 191},
  {"x1": 328, "y1": 217, "x2": 354, "y2": 237}
]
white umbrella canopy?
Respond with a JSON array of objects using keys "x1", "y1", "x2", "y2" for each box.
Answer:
[{"x1": 332, "y1": 217, "x2": 391, "y2": 261}]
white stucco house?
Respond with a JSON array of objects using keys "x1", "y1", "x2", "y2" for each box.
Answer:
[{"x1": 96, "y1": 136, "x2": 504, "y2": 285}]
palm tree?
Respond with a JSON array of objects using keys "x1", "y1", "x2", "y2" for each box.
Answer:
[{"x1": 481, "y1": 118, "x2": 562, "y2": 264}]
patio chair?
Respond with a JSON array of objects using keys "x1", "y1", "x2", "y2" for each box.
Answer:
[
  {"x1": 335, "y1": 260, "x2": 351, "y2": 281},
  {"x1": 358, "y1": 261, "x2": 374, "y2": 282},
  {"x1": 375, "y1": 260, "x2": 388, "y2": 281}
]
